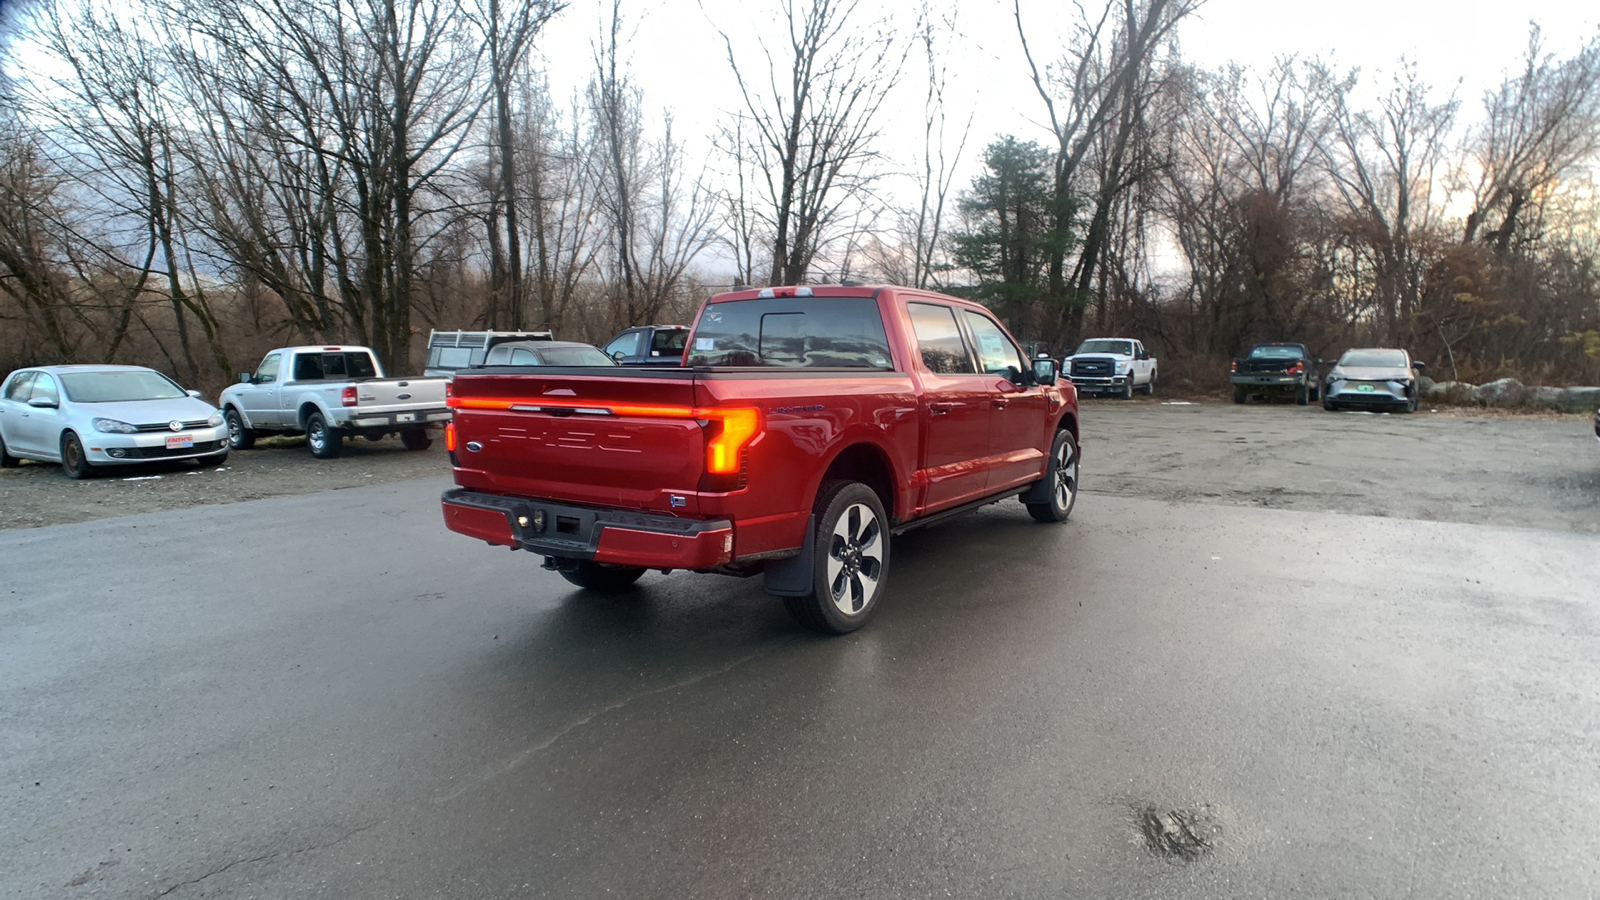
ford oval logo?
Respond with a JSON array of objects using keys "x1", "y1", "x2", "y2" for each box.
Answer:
[
  {"x1": 168, "y1": 420, "x2": 183, "y2": 432},
  {"x1": 465, "y1": 441, "x2": 483, "y2": 453},
  {"x1": 397, "y1": 393, "x2": 411, "y2": 400}
]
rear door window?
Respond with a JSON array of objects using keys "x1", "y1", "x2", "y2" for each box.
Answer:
[
  {"x1": 687, "y1": 297, "x2": 894, "y2": 368},
  {"x1": 907, "y1": 303, "x2": 976, "y2": 374},
  {"x1": 605, "y1": 331, "x2": 642, "y2": 360}
]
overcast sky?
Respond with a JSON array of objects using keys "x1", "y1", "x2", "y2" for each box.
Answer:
[{"x1": 534, "y1": 0, "x2": 1600, "y2": 189}]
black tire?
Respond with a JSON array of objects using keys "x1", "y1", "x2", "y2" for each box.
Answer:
[
  {"x1": 1026, "y1": 429, "x2": 1079, "y2": 523},
  {"x1": 60, "y1": 431, "x2": 94, "y2": 479},
  {"x1": 0, "y1": 432, "x2": 18, "y2": 468},
  {"x1": 784, "y1": 481, "x2": 890, "y2": 635},
  {"x1": 1323, "y1": 397, "x2": 1337, "y2": 411},
  {"x1": 400, "y1": 427, "x2": 432, "y2": 451},
  {"x1": 1143, "y1": 371, "x2": 1156, "y2": 396},
  {"x1": 1401, "y1": 392, "x2": 1418, "y2": 414},
  {"x1": 306, "y1": 411, "x2": 341, "y2": 459},
  {"x1": 202, "y1": 450, "x2": 228, "y2": 468},
  {"x1": 1310, "y1": 383, "x2": 1321, "y2": 401},
  {"x1": 224, "y1": 407, "x2": 255, "y2": 450},
  {"x1": 558, "y1": 561, "x2": 646, "y2": 591},
  {"x1": 1121, "y1": 377, "x2": 1135, "y2": 400},
  {"x1": 1295, "y1": 382, "x2": 1309, "y2": 405},
  {"x1": 1233, "y1": 386, "x2": 1247, "y2": 404}
]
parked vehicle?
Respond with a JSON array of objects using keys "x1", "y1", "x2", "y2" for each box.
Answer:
[
  {"x1": 1063, "y1": 337, "x2": 1157, "y2": 398},
  {"x1": 220, "y1": 346, "x2": 449, "y2": 459},
  {"x1": 601, "y1": 325, "x2": 690, "y2": 365},
  {"x1": 1322, "y1": 348, "x2": 1425, "y2": 413},
  {"x1": 483, "y1": 341, "x2": 616, "y2": 367},
  {"x1": 424, "y1": 330, "x2": 553, "y2": 377},
  {"x1": 0, "y1": 365, "x2": 228, "y2": 478},
  {"x1": 1231, "y1": 343, "x2": 1320, "y2": 405},
  {"x1": 442, "y1": 284, "x2": 1080, "y2": 634}
]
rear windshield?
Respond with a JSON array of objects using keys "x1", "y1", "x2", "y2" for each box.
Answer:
[
  {"x1": 1076, "y1": 340, "x2": 1132, "y2": 355},
  {"x1": 538, "y1": 346, "x2": 614, "y2": 366},
  {"x1": 293, "y1": 351, "x2": 377, "y2": 380},
  {"x1": 1338, "y1": 350, "x2": 1406, "y2": 367},
  {"x1": 686, "y1": 297, "x2": 894, "y2": 369},
  {"x1": 650, "y1": 329, "x2": 689, "y2": 355},
  {"x1": 1248, "y1": 345, "x2": 1303, "y2": 360},
  {"x1": 60, "y1": 370, "x2": 186, "y2": 402}
]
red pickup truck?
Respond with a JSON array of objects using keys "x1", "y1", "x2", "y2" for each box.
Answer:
[{"x1": 441, "y1": 284, "x2": 1081, "y2": 633}]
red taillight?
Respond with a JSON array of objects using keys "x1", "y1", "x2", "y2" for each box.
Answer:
[
  {"x1": 705, "y1": 408, "x2": 760, "y2": 475},
  {"x1": 445, "y1": 422, "x2": 456, "y2": 452},
  {"x1": 341, "y1": 386, "x2": 357, "y2": 407},
  {"x1": 1287, "y1": 362, "x2": 1304, "y2": 375},
  {"x1": 444, "y1": 381, "x2": 453, "y2": 400},
  {"x1": 1230, "y1": 361, "x2": 1237, "y2": 373}
]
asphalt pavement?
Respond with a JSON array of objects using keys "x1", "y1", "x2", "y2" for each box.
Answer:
[{"x1": 4, "y1": 449, "x2": 1599, "y2": 897}]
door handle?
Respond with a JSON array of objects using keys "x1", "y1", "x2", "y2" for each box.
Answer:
[
  {"x1": 992, "y1": 398, "x2": 1008, "y2": 410},
  {"x1": 928, "y1": 401, "x2": 957, "y2": 416}
]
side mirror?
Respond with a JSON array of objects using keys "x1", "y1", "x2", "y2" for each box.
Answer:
[
  {"x1": 27, "y1": 396, "x2": 58, "y2": 409},
  {"x1": 186, "y1": 389, "x2": 202, "y2": 399},
  {"x1": 611, "y1": 351, "x2": 626, "y2": 364},
  {"x1": 1031, "y1": 357, "x2": 1058, "y2": 386},
  {"x1": 1315, "y1": 358, "x2": 1325, "y2": 365},
  {"x1": 1412, "y1": 360, "x2": 1427, "y2": 372},
  {"x1": 237, "y1": 373, "x2": 253, "y2": 384}
]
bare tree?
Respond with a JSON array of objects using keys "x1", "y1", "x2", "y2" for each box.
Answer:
[
  {"x1": 716, "y1": 0, "x2": 910, "y2": 285},
  {"x1": 1462, "y1": 27, "x2": 1600, "y2": 252}
]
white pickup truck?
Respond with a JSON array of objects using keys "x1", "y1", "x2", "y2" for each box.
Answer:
[
  {"x1": 219, "y1": 346, "x2": 450, "y2": 458},
  {"x1": 1063, "y1": 337, "x2": 1158, "y2": 398}
]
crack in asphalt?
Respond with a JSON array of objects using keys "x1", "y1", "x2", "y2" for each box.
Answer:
[
  {"x1": 149, "y1": 821, "x2": 380, "y2": 898},
  {"x1": 435, "y1": 652, "x2": 764, "y2": 804}
]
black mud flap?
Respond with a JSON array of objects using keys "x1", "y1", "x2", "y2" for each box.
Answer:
[{"x1": 762, "y1": 516, "x2": 814, "y2": 597}]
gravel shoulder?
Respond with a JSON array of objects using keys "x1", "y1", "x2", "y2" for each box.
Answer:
[{"x1": 4, "y1": 398, "x2": 1598, "y2": 534}]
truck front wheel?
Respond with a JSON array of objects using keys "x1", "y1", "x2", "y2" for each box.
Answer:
[
  {"x1": 306, "y1": 412, "x2": 342, "y2": 459},
  {"x1": 559, "y1": 561, "x2": 646, "y2": 591},
  {"x1": 224, "y1": 408, "x2": 255, "y2": 450},
  {"x1": 784, "y1": 481, "x2": 890, "y2": 635},
  {"x1": 1026, "y1": 429, "x2": 1079, "y2": 523}
]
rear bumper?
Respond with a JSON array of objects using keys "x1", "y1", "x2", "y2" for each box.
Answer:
[
  {"x1": 1233, "y1": 375, "x2": 1302, "y2": 386},
  {"x1": 441, "y1": 489, "x2": 734, "y2": 568},
  {"x1": 344, "y1": 408, "x2": 451, "y2": 429}
]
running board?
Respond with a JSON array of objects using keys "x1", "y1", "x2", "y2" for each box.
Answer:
[{"x1": 891, "y1": 487, "x2": 1024, "y2": 536}]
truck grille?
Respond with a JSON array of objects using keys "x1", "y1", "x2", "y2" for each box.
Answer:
[{"x1": 1071, "y1": 358, "x2": 1113, "y2": 377}]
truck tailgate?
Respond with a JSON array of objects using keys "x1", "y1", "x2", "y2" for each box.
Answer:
[
  {"x1": 351, "y1": 377, "x2": 448, "y2": 413},
  {"x1": 448, "y1": 370, "x2": 709, "y2": 514}
]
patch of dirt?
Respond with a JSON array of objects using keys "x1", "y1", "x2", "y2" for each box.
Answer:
[
  {"x1": 1138, "y1": 805, "x2": 1221, "y2": 860},
  {"x1": 0, "y1": 433, "x2": 450, "y2": 531}
]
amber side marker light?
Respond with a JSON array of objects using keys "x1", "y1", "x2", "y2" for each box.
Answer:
[{"x1": 445, "y1": 422, "x2": 457, "y2": 452}]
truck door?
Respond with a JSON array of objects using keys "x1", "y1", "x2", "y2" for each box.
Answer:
[
  {"x1": 241, "y1": 352, "x2": 283, "y2": 427},
  {"x1": 961, "y1": 310, "x2": 1050, "y2": 492},
  {"x1": 907, "y1": 302, "x2": 994, "y2": 510}
]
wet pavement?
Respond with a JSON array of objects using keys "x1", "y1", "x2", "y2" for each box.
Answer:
[{"x1": 4, "y1": 451, "x2": 1598, "y2": 896}]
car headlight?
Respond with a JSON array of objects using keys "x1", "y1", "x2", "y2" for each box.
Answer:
[
  {"x1": 207, "y1": 411, "x2": 224, "y2": 427},
  {"x1": 1115, "y1": 360, "x2": 1132, "y2": 374},
  {"x1": 93, "y1": 418, "x2": 137, "y2": 434}
]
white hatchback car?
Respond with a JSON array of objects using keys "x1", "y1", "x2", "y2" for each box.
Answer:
[{"x1": 0, "y1": 365, "x2": 229, "y2": 478}]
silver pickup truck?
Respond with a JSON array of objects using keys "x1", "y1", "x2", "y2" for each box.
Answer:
[{"x1": 219, "y1": 346, "x2": 450, "y2": 458}]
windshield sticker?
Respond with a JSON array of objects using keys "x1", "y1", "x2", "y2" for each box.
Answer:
[{"x1": 695, "y1": 338, "x2": 715, "y2": 351}]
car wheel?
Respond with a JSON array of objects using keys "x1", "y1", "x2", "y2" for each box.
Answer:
[
  {"x1": 1026, "y1": 429, "x2": 1079, "y2": 524},
  {"x1": 202, "y1": 450, "x2": 228, "y2": 468},
  {"x1": 60, "y1": 431, "x2": 94, "y2": 479},
  {"x1": 1121, "y1": 378, "x2": 1134, "y2": 400},
  {"x1": 224, "y1": 407, "x2": 255, "y2": 450},
  {"x1": 400, "y1": 427, "x2": 432, "y2": 451},
  {"x1": 0, "y1": 432, "x2": 19, "y2": 468},
  {"x1": 1143, "y1": 372, "x2": 1156, "y2": 396},
  {"x1": 1323, "y1": 397, "x2": 1337, "y2": 411},
  {"x1": 1295, "y1": 383, "x2": 1309, "y2": 405},
  {"x1": 784, "y1": 481, "x2": 890, "y2": 635},
  {"x1": 1233, "y1": 386, "x2": 1247, "y2": 404},
  {"x1": 1402, "y1": 393, "x2": 1418, "y2": 414},
  {"x1": 558, "y1": 561, "x2": 646, "y2": 591},
  {"x1": 306, "y1": 412, "x2": 341, "y2": 459}
]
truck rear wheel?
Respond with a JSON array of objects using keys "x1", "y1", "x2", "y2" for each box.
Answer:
[
  {"x1": 1295, "y1": 383, "x2": 1309, "y2": 405},
  {"x1": 1233, "y1": 386, "x2": 1247, "y2": 404},
  {"x1": 400, "y1": 427, "x2": 432, "y2": 451},
  {"x1": 559, "y1": 561, "x2": 646, "y2": 591},
  {"x1": 784, "y1": 481, "x2": 890, "y2": 635},
  {"x1": 306, "y1": 412, "x2": 341, "y2": 459}
]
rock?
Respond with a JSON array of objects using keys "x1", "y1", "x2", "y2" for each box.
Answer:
[
  {"x1": 1556, "y1": 386, "x2": 1600, "y2": 413},
  {"x1": 1473, "y1": 377, "x2": 1526, "y2": 407},
  {"x1": 1428, "y1": 380, "x2": 1475, "y2": 402},
  {"x1": 1526, "y1": 386, "x2": 1564, "y2": 410}
]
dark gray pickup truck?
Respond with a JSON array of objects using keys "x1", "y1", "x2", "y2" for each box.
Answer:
[{"x1": 1231, "y1": 343, "x2": 1320, "y2": 405}]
